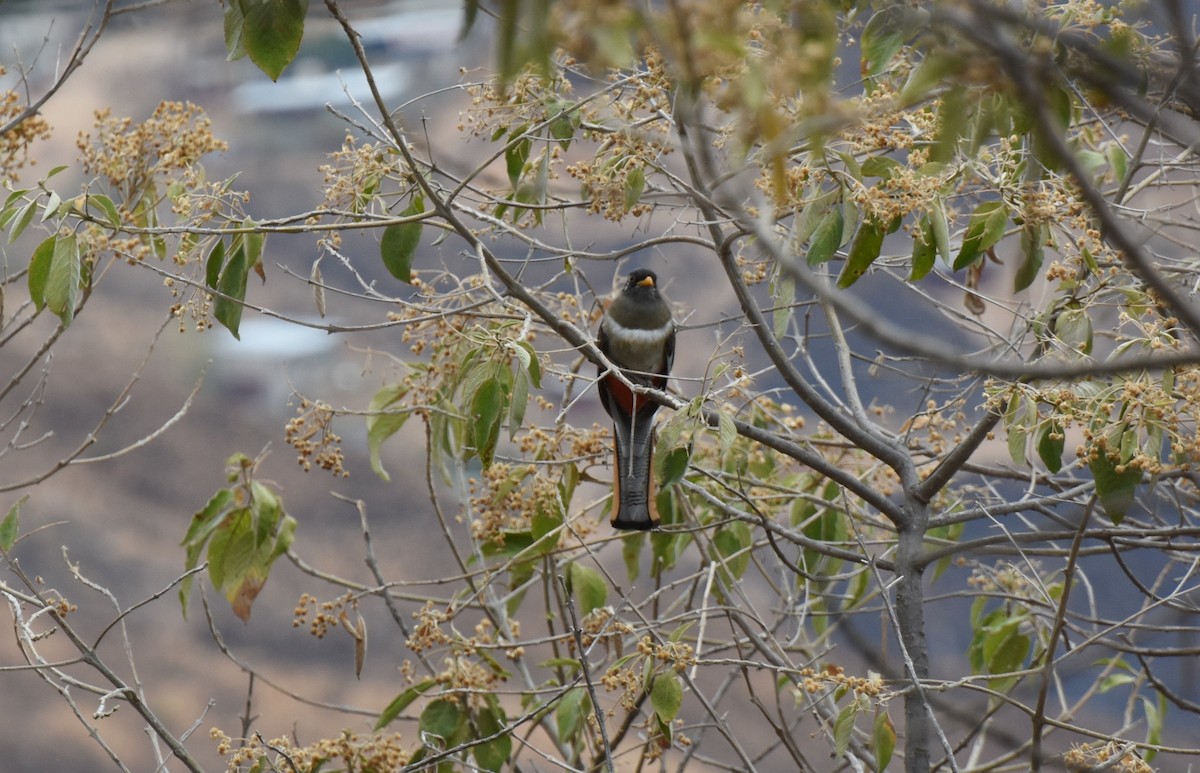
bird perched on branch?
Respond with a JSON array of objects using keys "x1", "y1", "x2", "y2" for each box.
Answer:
[{"x1": 596, "y1": 269, "x2": 675, "y2": 530}]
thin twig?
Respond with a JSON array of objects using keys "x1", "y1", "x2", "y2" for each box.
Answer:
[{"x1": 559, "y1": 574, "x2": 616, "y2": 773}]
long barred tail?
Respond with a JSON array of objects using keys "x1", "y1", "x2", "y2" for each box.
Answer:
[{"x1": 609, "y1": 409, "x2": 659, "y2": 530}]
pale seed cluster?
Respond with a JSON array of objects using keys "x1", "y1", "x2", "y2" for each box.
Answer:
[
  {"x1": 1065, "y1": 741, "x2": 1153, "y2": 773},
  {"x1": 601, "y1": 635, "x2": 697, "y2": 709},
  {"x1": 0, "y1": 69, "x2": 52, "y2": 182},
  {"x1": 318, "y1": 133, "x2": 402, "y2": 215},
  {"x1": 577, "y1": 605, "x2": 634, "y2": 650},
  {"x1": 406, "y1": 600, "x2": 453, "y2": 654},
  {"x1": 77, "y1": 101, "x2": 227, "y2": 203},
  {"x1": 285, "y1": 399, "x2": 349, "y2": 478},
  {"x1": 967, "y1": 562, "x2": 1035, "y2": 598},
  {"x1": 210, "y1": 727, "x2": 409, "y2": 773},
  {"x1": 797, "y1": 663, "x2": 886, "y2": 700},
  {"x1": 292, "y1": 592, "x2": 357, "y2": 639}
]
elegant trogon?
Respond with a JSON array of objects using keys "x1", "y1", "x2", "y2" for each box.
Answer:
[{"x1": 597, "y1": 269, "x2": 675, "y2": 530}]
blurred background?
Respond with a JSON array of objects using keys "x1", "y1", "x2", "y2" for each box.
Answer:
[
  {"x1": 0, "y1": 2, "x2": 498, "y2": 769},
  {"x1": 5, "y1": 2, "x2": 1192, "y2": 770}
]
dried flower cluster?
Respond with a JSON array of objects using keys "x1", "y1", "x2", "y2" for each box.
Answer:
[
  {"x1": 797, "y1": 663, "x2": 887, "y2": 700},
  {"x1": 0, "y1": 68, "x2": 51, "y2": 182},
  {"x1": 318, "y1": 133, "x2": 403, "y2": 215},
  {"x1": 1065, "y1": 741, "x2": 1154, "y2": 773},
  {"x1": 77, "y1": 101, "x2": 227, "y2": 204},
  {"x1": 292, "y1": 591, "x2": 357, "y2": 639},
  {"x1": 211, "y1": 727, "x2": 409, "y2": 773},
  {"x1": 285, "y1": 399, "x2": 349, "y2": 477}
]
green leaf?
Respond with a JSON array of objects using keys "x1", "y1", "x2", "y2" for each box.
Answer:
[
  {"x1": 376, "y1": 678, "x2": 436, "y2": 730},
  {"x1": 548, "y1": 104, "x2": 577, "y2": 147},
  {"x1": 44, "y1": 233, "x2": 81, "y2": 326},
  {"x1": 1090, "y1": 451, "x2": 1141, "y2": 524},
  {"x1": 836, "y1": 217, "x2": 886, "y2": 288},
  {"x1": 530, "y1": 494, "x2": 562, "y2": 548},
  {"x1": 214, "y1": 240, "x2": 250, "y2": 339},
  {"x1": 861, "y1": 6, "x2": 907, "y2": 77},
  {"x1": 954, "y1": 200, "x2": 1008, "y2": 270},
  {"x1": 806, "y1": 206, "x2": 844, "y2": 266},
  {"x1": 228, "y1": 0, "x2": 308, "y2": 81},
  {"x1": 508, "y1": 366, "x2": 529, "y2": 440},
  {"x1": 930, "y1": 202, "x2": 951, "y2": 265},
  {"x1": 1036, "y1": 421, "x2": 1064, "y2": 473},
  {"x1": 27, "y1": 235, "x2": 56, "y2": 311},
  {"x1": 1055, "y1": 306, "x2": 1093, "y2": 356},
  {"x1": 1, "y1": 186, "x2": 28, "y2": 215},
  {"x1": 1014, "y1": 221, "x2": 1047, "y2": 292},
  {"x1": 514, "y1": 340, "x2": 542, "y2": 387},
  {"x1": 987, "y1": 631, "x2": 1030, "y2": 688},
  {"x1": 900, "y1": 54, "x2": 956, "y2": 104},
  {"x1": 366, "y1": 383, "x2": 410, "y2": 482},
  {"x1": 473, "y1": 701, "x2": 511, "y2": 772},
  {"x1": 204, "y1": 238, "x2": 226, "y2": 290},
  {"x1": 0, "y1": 495, "x2": 26, "y2": 552},
  {"x1": 623, "y1": 166, "x2": 645, "y2": 212},
  {"x1": 801, "y1": 484, "x2": 847, "y2": 576},
  {"x1": 8, "y1": 198, "x2": 37, "y2": 243},
  {"x1": 179, "y1": 465, "x2": 293, "y2": 622},
  {"x1": 1143, "y1": 694, "x2": 1165, "y2": 764},
  {"x1": 470, "y1": 378, "x2": 505, "y2": 467},
  {"x1": 657, "y1": 445, "x2": 690, "y2": 489},
  {"x1": 712, "y1": 521, "x2": 752, "y2": 586},
  {"x1": 215, "y1": 504, "x2": 295, "y2": 622},
  {"x1": 651, "y1": 671, "x2": 683, "y2": 723},
  {"x1": 650, "y1": 511, "x2": 686, "y2": 574},
  {"x1": 860, "y1": 156, "x2": 902, "y2": 179},
  {"x1": 716, "y1": 412, "x2": 737, "y2": 456},
  {"x1": 833, "y1": 701, "x2": 858, "y2": 757},
  {"x1": 566, "y1": 562, "x2": 607, "y2": 616},
  {"x1": 242, "y1": 223, "x2": 265, "y2": 280},
  {"x1": 873, "y1": 710, "x2": 895, "y2": 772},
  {"x1": 380, "y1": 197, "x2": 424, "y2": 283},
  {"x1": 1106, "y1": 142, "x2": 1129, "y2": 184},
  {"x1": 505, "y1": 134, "x2": 531, "y2": 188},
  {"x1": 39, "y1": 190, "x2": 62, "y2": 223},
  {"x1": 223, "y1": 0, "x2": 248, "y2": 60},
  {"x1": 84, "y1": 193, "x2": 122, "y2": 228},
  {"x1": 771, "y1": 270, "x2": 795, "y2": 337},
  {"x1": 1098, "y1": 672, "x2": 1137, "y2": 693},
  {"x1": 622, "y1": 530, "x2": 644, "y2": 582},
  {"x1": 419, "y1": 697, "x2": 465, "y2": 741},
  {"x1": 555, "y1": 687, "x2": 588, "y2": 742},
  {"x1": 910, "y1": 215, "x2": 937, "y2": 281},
  {"x1": 1004, "y1": 393, "x2": 1034, "y2": 468}
]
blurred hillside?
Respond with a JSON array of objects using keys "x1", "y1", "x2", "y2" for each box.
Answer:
[{"x1": 0, "y1": 2, "x2": 490, "y2": 769}]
